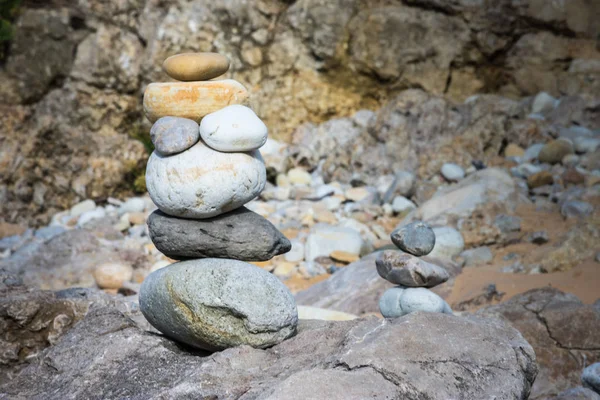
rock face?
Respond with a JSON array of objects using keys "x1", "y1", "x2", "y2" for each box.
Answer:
[
  {"x1": 0, "y1": 288, "x2": 538, "y2": 399},
  {"x1": 145, "y1": 140, "x2": 266, "y2": 219},
  {"x1": 139, "y1": 259, "x2": 298, "y2": 351},
  {"x1": 147, "y1": 208, "x2": 291, "y2": 261},
  {"x1": 478, "y1": 288, "x2": 600, "y2": 399}
]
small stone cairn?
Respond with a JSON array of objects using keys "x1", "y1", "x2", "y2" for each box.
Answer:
[
  {"x1": 377, "y1": 221, "x2": 453, "y2": 317},
  {"x1": 138, "y1": 53, "x2": 297, "y2": 351}
]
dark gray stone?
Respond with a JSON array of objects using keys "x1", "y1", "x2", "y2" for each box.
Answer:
[
  {"x1": 390, "y1": 221, "x2": 435, "y2": 256},
  {"x1": 147, "y1": 207, "x2": 291, "y2": 261},
  {"x1": 376, "y1": 250, "x2": 449, "y2": 287},
  {"x1": 139, "y1": 259, "x2": 298, "y2": 351},
  {"x1": 150, "y1": 116, "x2": 200, "y2": 156}
]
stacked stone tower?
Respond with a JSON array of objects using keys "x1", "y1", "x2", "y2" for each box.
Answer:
[{"x1": 138, "y1": 53, "x2": 297, "y2": 351}]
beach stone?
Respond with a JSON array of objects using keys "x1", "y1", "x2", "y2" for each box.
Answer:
[
  {"x1": 150, "y1": 117, "x2": 200, "y2": 156},
  {"x1": 574, "y1": 137, "x2": 600, "y2": 154},
  {"x1": 146, "y1": 140, "x2": 266, "y2": 219},
  {"x1": 524, "y1": 144, "x2": 546, "y2": 162},
  {"x1": 118, "y1": 197, "x2": 146, "y2": 215},
  {"x1": 504, "y1": 143, "x2": 525, "y2": 158},
  {"x1": 539, "y1": 139, "x2": 574, "y2": 164},
  {"x1": 93, "y1": 262, "x2": 133, "y2": 289},
  {"x1": 554, "y1": 387, "x2": 600, "y2": 400},
  {"x1": 529, "y1": 231, "x2": 549, "y2": 245},
  {"x1": 34, "y1": 226, "x2": 65, "y2": 241},
  {"x1": 528, "y1": 171, "x2": 554, "y2": 189},
  {"x1": 428, "y1": 227, "x2": 464, "y2": 260},
  {"x1": 287, "y1": 168, "x2": 312, "y2": 185},
  {"x1": 139, "y1": 259, "x2": 298, "y2": 351},
  {"x1": 583, "y1": 363, "x2": 600, "y2": 394},
  {"x1": 143, "y1": 80, "x2": 250, "y2": 123},
  {"x1": 296, "y1": 306, "x2": 357, "y2": 321},
  {"x1": 390, "y1": 221, "x2": 435, "y2": 256},
  {"x1": 163, "y1": 52, "x2": 230, "y2": 81},
  {"x1": 147, "y1": 208, "x2": 291, "y2": 261},
  {"x1": 70, "y1": 199, "x2": 96, "y2": 217},
  {"x1": 531, "y1": 92, "x2": 557, "y2": 114},
  {"x1": 284, "y1": 240, "x2": 305, "y2": 263},
  {"x1": 77, "y1": 208, "x2": 106, "y2": 227},
  {"x1": 391, "y1": 196, "x2": 416, "y2": 214},
  {"x1": 379, "y1": 286, "x2": 452, "y2": 318},
  {"x1": 376, "y1": 250, "x2": 449, "y2": 287},
  {"x1": 305, "y1": 224, "x2": 364, "y2": 262},
  {"x1": 441, "y1": 163, "x2": 465, "y2": 181},
  {"x1": 459, "y1": 246, "x2": 493, "y2": 267},
  {"x1": 200, "y1": 105, "x2": 267, "y2": 152},
  {"x1": 494, "y1": 214, "x2": 521, "y2": 234},
  {"x1": 561, "y1": 200, "x2": 594, "y2": 219}
]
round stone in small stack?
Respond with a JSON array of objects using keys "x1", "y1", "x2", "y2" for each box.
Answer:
[
  {"x1": 377, "y1": 221, "x2": 453, "y2": 318},
  {"x1": 139, "y1": 52, "x2": 296, "y2": 351}
]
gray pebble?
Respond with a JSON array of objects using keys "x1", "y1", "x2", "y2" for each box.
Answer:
[
  {"x1": 139, "y1": 259, "x2": 298, "y2": 351},
  {"x1": 391, "y1": 221, "x2": 435, "y2": 256},
  {"x1": 459, "y1": 247, "x2": 493, "y2": 267},
  {"x1": 494, "y1": 214, "x2": 522, "y2": 234},
  {"x1": 379, "y1": 286, "x2": 452, "y2": 318},
  {"x1": 150, "y1": 116, "x2": 200, "y2": 156},
  {"x1": 583, "y1": 363, "x2": 600, "y2": 394},
  {"x1": 376, "y1": 250, "x2": 449, "y2": 287},
  {"x1": 441, "y1": 163, "x2": 465, "y2": 181},
  {"x1": 561, "y1": 200, "x2": 594, "y2": 219}
]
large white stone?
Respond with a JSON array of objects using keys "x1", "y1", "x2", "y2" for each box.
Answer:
[
  {"x1": 146, "y1": 140, "x2": 266, "y2": 219},
  {"x1": 304, "y1": 224, "x2": 364, "y2": 262},
  {"x1": 199, "y1": 105, "x2": 268, "y2": 152}
]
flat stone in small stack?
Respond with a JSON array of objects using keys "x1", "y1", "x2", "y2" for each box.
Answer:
[
  {"x1": 377, "y1": 221, "x2": 453, "y2": 318},
  {"x1": 138, "y1": 52, "x2": 297, "y2": 351}
]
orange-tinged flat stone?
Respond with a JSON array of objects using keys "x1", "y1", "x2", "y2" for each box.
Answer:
[
  {"x1": 329, "y1": 250, "x2": 359, "y2": 264},
  {"x1": 143, "y1": 80, "x2": 250, "y2": 123},
  {"x1": 163, "y1": 52, "x2": 230, "y2": 81}
]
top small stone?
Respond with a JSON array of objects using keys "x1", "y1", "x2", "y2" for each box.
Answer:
[{"x1": 163, "y1": 52, "x2": 230, "y2": 81}]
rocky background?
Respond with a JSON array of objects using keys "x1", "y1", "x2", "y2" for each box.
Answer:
[{"x1": 0, "y1": 0, "x2": 599, "y2": 226}]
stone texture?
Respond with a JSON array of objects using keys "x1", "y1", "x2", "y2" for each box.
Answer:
[
  {"x1": 143, "y1": 80, "x2": 250, "y2": 123},
  {"x1": 147, "y1": 208, "x2": 290, "y2": 261},
  {"x1": 528, "y1": 171, "x2": 555, "y2": 189},
  {"x1": 379, "y1": 286, "x2": 452, "y2": 318},
  {"x1": 150, "y1": 116, "x2": 200, "y2": 156},
  {"x1": 428, "y1": 227, "x2": 465, "y2": 260},
  {"x1": 390, "y1": 221, "x2": 435, "y2": 256},
  {"x1": 376, "y1": 250, "x2": 449, "y2": 287},
  {"x1": 92, "y1": 262, "x2": 133, "y2": 289},
  {"x1": 539, "y1": 139, "x2": 575, "y2": 164},
  {"x1": 139, "y1": 259, "x2": 298, "y2": 351},
  {"x1": 162, "y1": 52, "x2": 230, "y2": 81},
  {"x1": 583, "y1": 363, "x2": 600, "y2": 394},
  {"x1": 478, "y1": 288, "x2": 600, "y2": 399},
  {"x1": 0, "y1": 292, "x2": 537, "y2": 399},
  {"x1": 146, "y1": 140, "x2": 266, "y2": 219},
  {"x1": 199, "y1": 105, "x2": 268, "y2": 152},
  {"x1": 304, "y1": 224, "x2": 364, "y2": 262}
]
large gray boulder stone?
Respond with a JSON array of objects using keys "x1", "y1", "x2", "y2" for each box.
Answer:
[
  {"x1": 139, "y1": 259, "x2": 298, "y2": 351},
  {"x1": 147, "y1": 208, "x2": 291, "y2": 261},
  {"x1": 0, "y1": 299, "x2": 537, "y2": 399}
]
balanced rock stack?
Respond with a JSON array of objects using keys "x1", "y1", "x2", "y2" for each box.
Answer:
[
  {"x1": 139, "y1": 53, "x2": 297, "y2": 351},
  {"x1": 377, "y1": 221, "x2": 453, "y2": 317}
]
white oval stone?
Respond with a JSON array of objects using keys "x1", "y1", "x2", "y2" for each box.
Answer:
[
  {"x1": 146, "y1": 140, "x2": 266, "y2": 219},
  {"x1": 199, "y1": 105, "x2": 268, "y2": 152}
]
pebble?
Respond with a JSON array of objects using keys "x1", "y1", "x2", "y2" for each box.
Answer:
[
  {"x1": 147, "y1": 208, "x2": 290, "y2": 261},
  {"x1": 284, "y1": 240, "x2": 305, "y2": 263},
  {"x1": 459, "y1": 247, "x2": 493, "y2": 267},
  {"x1": 527, "y1": 171, "x2": 554, "y2": 189},
  {"x1": 562, "y1": 154, "x2": 581, "y2": 168},
  {"x1": 531, "y1": 92, "x2": 557, "y2": 114},
  {"x1": 441, "y1": 163, "x2": 465, "y2": 181},
  {"x1": 390, "y1": 221, "x2": 435, "y2": 257},
  {"x1": 379, "y1": 286, "x2": 452, "y2": 318},
  {"x1": 391, "y1": 196, "x2": 417, "y2": 215},
  {"x1": 93, "y1": 262, "x2": 133, "y2": 289},
  {"x1": 139, "y1": 259, "x2": 298, "y2": 351},
  {"x1": 146, "y1": 140, "x2": 266, "y2": 219},
  {"x1": 128, "y1": 212, "x2": 146, "y2": 226},
  {"x1": 538, "y1": 139, "x2": 574, "y2": 164},
  {"x1": 287, "y1": 168, "x2": 312, "y2": 185},
  {"x1": 119, "y1": 197, "x2": 147, "y2": 215},
  {"x1": 561, "y1": 200, "x2": 594, "y2": 219},
  {"x1": 329, "y1": 250, "x2": 359, "y2": 264},
  {"x1": 574, "y1": 137, "x2": 600, "y2": 154},
  {"x1": 582, "y1": 363, "x2": 600, "y2": 394},
  {"x1": 304, "y1": 224, "x2": 363, "y2": 262},
  {"x1": 512, "y1": 163, "x2": 543, "y2": 179},
  {"x1": 383, "y1": 170, "x2": 415, "y2": 201},
  {"x1": 376, "y1": 250, "x2": 449, "y2": 287},
  {"x1": 345, "y1": 186, "x2": 379, "y2": 204},
  {"x1": 494, "y1": 214, "x2": 521, "y2": 233},
  {"x1": 149, "y1": 260, "x2": 171, "y2": 273},
  {"x1": 562, "y1": 168, "x2": 585, "y2": 185},
  {"x1": 523, "y1": 144, "x2": 545, "y2": 162},
  {"x1": 528, "y1": 231, "x2": 549, "y2": 245},
  {"x1": 150, "y1": 117, "x2": 200, "y2": 156},
  {"x1": 428, "y1": 227, "x2": 464, "y2": 260},
  {"x1": 298, "y1": 261, "x2": 328, "y2": 278},
  {"x1": 297, "y1": 306, "x2": 357, "y2": 321},
  {"x1": 77, "y1": 208, "x2": 106, "y2": 227},
  {"x1": 273, "y1": 261, "x2": 296, "y2": 277},
  {"x1": 199, "y1": 105, "x2": 268, "y2": 152},
  {"x1": 504, "y1": 143, "x2": 525, "y2": 158},
  {"x1": 143, "y1": 80, "x2": 250, "y2": 123},
  {"x1": 70, "y1": 199, "x2": 96, "y2": 217},
  {"x1": 163, "y1": 52, "x2": 230, "y2": 81}
]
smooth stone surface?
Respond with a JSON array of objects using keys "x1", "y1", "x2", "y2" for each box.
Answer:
[
  {"x1": 200, "y1": 105, "x2": 267, "y2": 152},
  {"x1": 147, "y1": 207, "x2": 291, "y2": 261},
  {"x1": 459, "y1": 246, "x2": 493, "y2": 267},
  {"x1": 304, "y1": 224, "x2": 364, "y2": 262},
  {"x1": 150, "y1": 116, "x2": 200, "y2": 156},
  {"x1": 428, "y1": 226, "x2": 464, "y2": 260},
  {"x1": 70, "y1": 199, "x2": 96, "y2": 217},
  {"x1": 523, "y1": 143, "x2": 545, "y2": 162},
  {"x1": 146, "y1": 140, "x2": 266, "y2": 219},
  {"x1": 143, "y1": 80, "x2": 250, "y2": 123},
  {"x1": 539, "y1": 139, "x2": 574, "y2": 164},
  {"x1": 391, "y1": 196, "x2": 416, "y2": 214},
  {"x1": 379, "y1": 286, "x2": 452, "y2": 318},
  {"x1": 163, "y1": 52, "x2": 230, "y2": 81},
  {"x1": 139, "y1": 259, "x2": 298, "y2": 351},
  {"x1": 441, "y1": 163, "x2": 465, "y2": 181},
  {"x1": 391, "y1": 221, "x2": 436, "y2": 256},
  {"x1": 531, "y1": 91, "x2": 557, "y2": 114},
  {"x1": 376, "y1": 250, "x2": 449, "y2": 287},
  {"x1": 561, "y1": 200, "x2": 594, "y2": 219},
  {"x1": 583, "y1": 363, "x2": 600, "y2": 394},
  {"x1": 93, "y1": 262, "x2": 133, "y2": 289},
  {"x1": 528, "y1": 171, "x2": 554, "y2": 189}
]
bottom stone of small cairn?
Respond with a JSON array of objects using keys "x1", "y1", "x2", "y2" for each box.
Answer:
[{"x1": 139, "y1": 259, "x2": 298, "y2": 351}]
